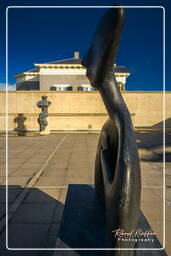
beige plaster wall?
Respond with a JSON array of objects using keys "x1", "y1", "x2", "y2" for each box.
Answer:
[{"x1": 0, "y1": 91, "x2": 170, "y2": 131}]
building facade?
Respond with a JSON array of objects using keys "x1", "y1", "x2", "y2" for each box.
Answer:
[{"x1": 15, "y1": 52, "x2": 130, "y2": 91}]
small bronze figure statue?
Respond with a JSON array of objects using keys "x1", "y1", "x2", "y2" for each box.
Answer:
[
  {"x1": 37, "y1": 96, "x2": 51, "y2": 132},
  {"x1": 82, "y1": 6, "x2": 141, "y2": 255}
]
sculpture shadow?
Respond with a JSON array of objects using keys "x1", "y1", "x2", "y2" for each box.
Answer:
[
  {"x1": 0, "y1": 185, "x2": 166, "y2": 256},
  {"x1": 58, "y1": 184, "x2": 106, "y2": 251},
  {"x1": 136, "y1": 129, "x2": 171, "y2": 162},
  {"x1": 58, "y1": 185, "x2": 165, "y2": 256},
  {"x1": 14, "y1": 113, "x2": 28, "y2": 136},
  {"x1": 152, "y1": 117, "x2": 171, "y2": 129},
  {"x1": 0, "y1": 185, "x2": 64, "y2": 256}
]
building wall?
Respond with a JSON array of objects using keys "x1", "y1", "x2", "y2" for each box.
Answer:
[
  {"x1": 16, "y1": 71, "x2": 127, "y2": 91},
  {"x1": 16, "y1": 75, "x2": 39, "y2": 83},
  {"x1": 40, "y1": 74, "x2": 90, "y2": 90},
  {"x1": 16, "y1": 81, "x2": 40, "y2": 90},
  {"x1": 0, "y1": 91, "x2": 170, "y2": 132}
]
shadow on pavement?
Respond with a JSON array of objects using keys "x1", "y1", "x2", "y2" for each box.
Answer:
[
  {"x1": 0, "y1": 185, "x2": 64, "y2": 256},
  {"x1": 58, "y1": 185, "x2": 166, "y2": 256},
  {"x1": 136, "y1": 129, "x2": 171, "y2": 162},
  {"x1": 152, "y1": 118, "x2": 171, "y2": 129},
  {"x1": 14, "y1": 114, "x2": 28, "y2": 136}
]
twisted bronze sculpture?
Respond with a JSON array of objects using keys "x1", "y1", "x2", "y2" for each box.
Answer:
[
  {"x1": 37, "y1": 96, "x2": 51, "y2": 132},
  {"x1": 82, "y1": 6, "x2": 141, "y2": 255}
]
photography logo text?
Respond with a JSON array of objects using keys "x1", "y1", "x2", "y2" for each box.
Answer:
[{"x1": 112, "y1": 228, "x2": 157, "y2": 243}]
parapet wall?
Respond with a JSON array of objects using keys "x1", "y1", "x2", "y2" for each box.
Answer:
[{"x1": 0, "y1": 91, "x2": 170, "y2": 131}]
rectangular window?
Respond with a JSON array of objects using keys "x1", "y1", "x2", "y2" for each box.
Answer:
[
  {"x1": 81, "y1": 84, "x2": 94, "y2": 91},
  {"x1": 50, "y1": 86, "x2": 56, "y2": 91},
  {"x1": 67, "y1": 87, "x2": 73, "y2": 91},
  {"x1": 77, "y1": 86, "x2": 83, "y2": 91}
]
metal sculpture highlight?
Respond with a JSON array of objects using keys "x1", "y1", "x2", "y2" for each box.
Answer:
[
  {"x1": 82, "y1": 6, "x2": 141, "y2": 254},
  {"x1": 37, "y1": 96, "x2": 51, "y2": 132}
]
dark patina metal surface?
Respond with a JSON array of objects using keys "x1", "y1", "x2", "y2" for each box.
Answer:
[
  {"x1": 37, "y1": 96, "x2": 51, "y2": 132},
  {"x1": 59, "y1": 185, "x2": 166, "y2": 255},
  {"x1": 82, "y1": 6, "x2": 141, "y2": 255}
]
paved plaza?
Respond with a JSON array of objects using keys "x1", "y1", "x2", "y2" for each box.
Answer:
[{"x1": 0, "y1": 130, "x2": 171, "y2": 255}]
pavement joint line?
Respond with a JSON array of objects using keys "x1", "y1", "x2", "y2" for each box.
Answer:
[
  {"x1": 0, "y1": 134, "x2": 68, "y2": 233},
  {"x1": 6, "y1": 141, "x2": 40, "y2": 178},
  {"x1": 142, "y1": 186, "x2": 163, "y2": 188},
  {"x1": 33, "y1": 185, "x2": 68, "y2": 189},
  {"x1": 166, "y1": 201, "x2": 171, "y2": 207}
]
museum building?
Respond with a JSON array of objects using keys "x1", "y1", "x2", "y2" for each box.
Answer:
[{"x1": 14, "y1": 51, "x2": 131, "y2": 91}]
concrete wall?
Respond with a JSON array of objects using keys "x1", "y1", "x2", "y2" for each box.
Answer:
[{"x1": 0, "y1": 91, "x2": 170, "y2": 131}]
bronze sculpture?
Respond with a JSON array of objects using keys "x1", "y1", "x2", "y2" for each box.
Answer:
[
  {"x1": 82, "y1": 6, "x2": 141, "y2": 255},
  {"x1": 37, "y1": 96, "x2": 51, "y2": 132}
]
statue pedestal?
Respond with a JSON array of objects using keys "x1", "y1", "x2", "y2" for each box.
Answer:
[
  {"x1": 39, "y1": 128, "x2": 50, "y2": 135},
  {"x1": 58, "y1": 185, "x2": 167, "y2": 255}
]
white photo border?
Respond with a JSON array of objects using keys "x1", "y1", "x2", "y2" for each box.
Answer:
[{"x1": 5, "y1": 5, "x2": 166, "y2": 251}]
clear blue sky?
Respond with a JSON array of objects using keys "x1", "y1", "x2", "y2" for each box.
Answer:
[{"x1": 0, "y1": 0, "x2": 170, "y2": 91}]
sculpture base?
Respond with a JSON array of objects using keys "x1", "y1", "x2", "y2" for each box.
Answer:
[
  {"x1": 39, "y1": 129, "x2": 50, "y2": 135},
  {"x1": 58, "y1": 185, "x2": 167, "y2": 255}
]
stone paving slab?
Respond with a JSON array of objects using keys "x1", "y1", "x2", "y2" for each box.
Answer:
[
  {"x1": 11, "y1": 168, "x2": 39, "y2": 177},
  {"x1": 0, "y1": 177, "x2": 31, "y2": 186},
  {"x1": 165, "y1": 222, "x2": 171, "y2": 253},
  {"x1": 138, "y1": 148, "x2": 161, "y2": 162},
  {"x1": 10, "y1": 202, "x2": 57, "y2": 224},
  {"x1": 57, "y1": 184, "x2": 167, "y2": 255},
  {"x1": 42, "y1": 168, "x2": 68, "y2": 177},
  {"x1": 0, "y1": 130, "x2": 170, "y2": 254},
  {"x1": 0, "y1": 203, "x2": 12, "y2": 219},
  {"x1": 0, "y1": 186, "x2": 22, "y2": 203},
  {"x1": 35, "y1": 177, "x2": 67, "y2": 186},
  {"x1": 166, "y1": 206, "x2": 171, "y2": 222},
  {"x1": 0, "y1": 232, "x2": 49, "y2": 256},
  {"x1": 141, "y1": 201, "x2": 163, "y2": 222},
  {"x1": 141, "y1": 187, "x2": 163, "y2": 202},
  {"x1": 24, "y1": 188, "x2": 61, "y2": 203},
  {"x1": 8, "y1": 223, "x2": 54, "y2": 248}
]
